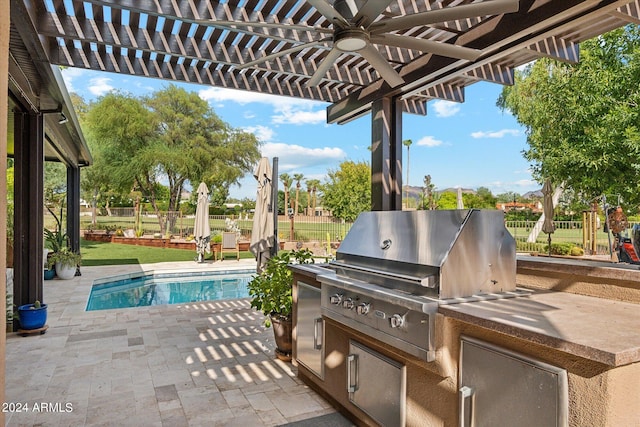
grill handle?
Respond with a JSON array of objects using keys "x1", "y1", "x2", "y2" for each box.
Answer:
[
  {"x1": 459, "y1": 386, "x2": 475, "y2": 427},
  {"x1": 347, "y1": 354, "x2": 358, "y2": 393},
  {"x1": 313, "y1": 318, "x2": 323, "y2": 350}
]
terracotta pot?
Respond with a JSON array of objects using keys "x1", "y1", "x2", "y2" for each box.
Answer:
[{"x1": 270, "y1": 314, "x2": 293, "y2": 361}]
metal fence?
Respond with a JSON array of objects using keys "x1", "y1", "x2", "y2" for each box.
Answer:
[
  {"x1": 72, "y1": 210, "x2": 354, "y2": 243},
  {"x1": 60, "y1": 210, "x2": 622, "y2": 256},
  {"x1": 506, "y1": 220, "x2": 613, "y2": 255}
]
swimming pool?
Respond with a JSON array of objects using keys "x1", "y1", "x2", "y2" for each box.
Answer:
[{"x1": 86, "y1": 270, "x2": 256, "y2": 311}]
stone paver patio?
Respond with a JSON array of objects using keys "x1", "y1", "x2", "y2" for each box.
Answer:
[{"x1": 5, "y1": 260, "x2": 345, "y2": 426}]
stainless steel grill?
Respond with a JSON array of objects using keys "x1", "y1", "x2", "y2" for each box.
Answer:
[{"x1": 318, "y1": 209, "x2": 518, "y2": 361}]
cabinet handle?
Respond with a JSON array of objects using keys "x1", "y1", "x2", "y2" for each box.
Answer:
[
  {"x1": 347, "y1": 354, "x2": 358, "y2": 393},
  {"x1": 313, "y1": 318, "x2": 323, "y2": 350},
  {"x1": 459, "y1": 386, "x2": 475, "y2": 427}
]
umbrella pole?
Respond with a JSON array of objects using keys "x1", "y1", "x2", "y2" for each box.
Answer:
[
  {"x1": 548, "y1": 233, "x2": 552, "y2": 257},
  {"x1": 271, "y1": 157, "x2": 279, "y2": 257}
]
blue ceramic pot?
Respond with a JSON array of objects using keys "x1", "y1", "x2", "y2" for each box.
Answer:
[
  {"x1": 17, "y1": 303, "x2": 48, "y2": 330},
  {"x1": 44, "y1": 269, "x2": 55, "y2": 280}
]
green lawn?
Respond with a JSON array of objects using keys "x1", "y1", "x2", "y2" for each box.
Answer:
[{"x1": 80, "y1": 239, "x2": 254, "y2": 266}]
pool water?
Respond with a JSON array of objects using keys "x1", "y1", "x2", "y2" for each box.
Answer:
[{"x1": 86, "y1": 270, "x2": 255, "y2": 311}]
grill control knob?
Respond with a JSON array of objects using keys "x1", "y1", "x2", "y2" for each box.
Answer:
[
  {"x1": 329, "y1": 294, "x2": 343, "y2": 305},
  {"x1": 390, "y1": 314, "x2": 405, "y2": 328},
  {"x1": 356, "y1": 303, "x2": 371, "y2": 315},
  {"x1": 342, "y1": 298, "x2": 355, "y2": 310}
]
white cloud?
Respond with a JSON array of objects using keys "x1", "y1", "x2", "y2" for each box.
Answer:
[
  {"x1": 272, "y1": 107, "x2": 326, "y2": 125},
  {"x1": 471, "y1": 129, "x2": 520, "y2": 139},
  {"x1": 431, "y1": 100, "x2": 461, "y2": 117},
  {"x1": 243, "y1": 125, "x2": 276, "y2": 142},
  {"x1": 88, "y1": 77, "x2": 115, "y2": 96},
  {"x1": 416, "y1": 136, "x2": 444, "y2": 147},
  {"x1": 199, "y1": 87, "x2": 321, "y2": 109},
  {"x1": 260, "y1": 142, "x2": 346, "y2": 171},
  {"x1": 60, "y1": 67, "x2": 87, "y2": 94},
  {"x1": 198, "y1": 87, "x2": 327, "y2": 125}
]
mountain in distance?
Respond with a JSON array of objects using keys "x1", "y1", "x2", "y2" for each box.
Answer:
[{"x1": 522, "y1": 189, "x2": 544, "y2": 199}]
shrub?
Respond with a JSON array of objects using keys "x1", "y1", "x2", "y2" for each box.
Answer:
[{"x1": 570, "y1": 246, "x2": 585, "y2": 256}]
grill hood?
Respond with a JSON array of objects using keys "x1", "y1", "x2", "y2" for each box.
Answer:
[{"x1": 331, "y1": 209, "x2": 516, "y2": 299}]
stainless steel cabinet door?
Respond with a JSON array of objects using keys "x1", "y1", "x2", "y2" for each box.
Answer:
[
  {"x1": 348, "y1": 340, "x2": 406, "y2": 427},
  {"x1": 296, "y1": 282, "x2": 323, "y2": 378},
  {"x1": 459, "y1": 336, "x2": 568, "y2": 427}
]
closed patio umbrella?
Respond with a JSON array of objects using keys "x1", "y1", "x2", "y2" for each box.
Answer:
[
  {"x1": 457, "y1": 187, "x2": 464, "y2": 209},
  {"x1": 542, "y1": 179, "x2": 555, "y2": 256},
  {"x1": 194, "y1": 182, "x2": 211, "y2": 263},
  {"x1": 250, "y1": 158, "x2": 275, "y2": 273}
]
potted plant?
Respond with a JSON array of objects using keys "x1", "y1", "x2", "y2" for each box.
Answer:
[
  {"x1": 17, "y1": 300, "x2": 47, "y2": 331},
  {"x1": 49, "y1": 248, "x2": 81, "y2": 280},
  {"x1": 248, "y1": 248, "x2": 314, "y2": 360},
  {"x1": 44, "y1": 252, "x2": 56, "y2": 280}
]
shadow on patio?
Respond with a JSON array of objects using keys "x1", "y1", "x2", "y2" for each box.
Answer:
[{"x1": 5, "y1": 262, "x2": 345, "y2": 426}]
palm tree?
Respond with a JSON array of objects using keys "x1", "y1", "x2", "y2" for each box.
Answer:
[
  {"x1": 306, "y1": 179, "x2": 321, "y2": 213},
  {"x1": 293, "y1": 173, "x2": 304, "y2": 216},
  {"x1": 279, "y1": 173, "x2": 292, "y2": 215},
  {"x1": 306, "y1": 182, "x2": 312, "y2": 215},
  {"x1": 403, "y1": 139, "x2": 413, "y2": 208}
]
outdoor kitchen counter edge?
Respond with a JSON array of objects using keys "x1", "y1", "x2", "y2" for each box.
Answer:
[{"x1": 438, "y1": 289, "x2": 640, "y2": 367}]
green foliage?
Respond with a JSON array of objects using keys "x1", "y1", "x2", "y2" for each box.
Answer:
[
  {"x1": 465, "y1": 187, "x2": 498, "y2": 209},
  {"x1": 498, "y1": 26, "x2": 640, "y2": 207},
  {"x1": 545, "y1": 242, "x2": 584, "y2": 256},
  {"x1": 49, "y1": 247, "x2": 82, "y2": 268},
  {"x1": 322, "y1": 160, "x2": 371, "y2": 221},
  {"x1": 248, "y1": 249, "x2": 315, "y2": 324},
  {"x1": 570, "y1": 246, "x2": 585, "y2": 256},
  {"x1": 84, "y1": 86, "x2": 261, "y2": 233},
  {"x1": 436, "y1": 192, "x2": 457, "y2": 209},
  {"x1": 44, "y1": 205, "x2": 69, "y2": 253}
]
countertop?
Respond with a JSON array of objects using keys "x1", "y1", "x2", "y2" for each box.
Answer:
[{"x1": 439, "y1": 290, "x2": 640, "y2": 367}]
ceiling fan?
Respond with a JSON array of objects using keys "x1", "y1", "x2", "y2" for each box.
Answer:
[{"x1": 231, "y1": 0, "x2": 520, "y2": 87}]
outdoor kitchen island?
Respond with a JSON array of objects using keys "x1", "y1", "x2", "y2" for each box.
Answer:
[{"x1": 290, "y1": 211, "x2": 640, "y2": 427}]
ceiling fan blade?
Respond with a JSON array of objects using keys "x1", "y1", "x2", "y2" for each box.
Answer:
[
  {"x1": 370, "y1": 0, "x2": 520, "y2": 34},
  {"x1": 353, "y1": 0, "x2": 394, "y2": 28},
  {"x1": 371, "y1": 34, "x2": 482, "y2": 61},
  {"x1": 307, "y1": 0, "x2": 350, "y2": 28},
  {"x1": 238, "y1": 39, "x2": 330, "y2": 69},
  {"x1": 191, "y1": 19, "x2": 333, "y2": 34},
  {"x1": 359, "y1": 44, "x2": 405, "y2": 87},
  {"x1": 307, "y1": 48, "x2": 343, "y2": 86}
]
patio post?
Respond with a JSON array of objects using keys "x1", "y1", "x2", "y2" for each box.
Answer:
[{"x1": 371, "y1": 96, "x2": 403, "y2": 211}]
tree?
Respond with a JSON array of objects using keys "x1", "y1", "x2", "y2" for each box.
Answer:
[
  {"x1": 306, "y1": 179, "x2": 322, "y2": 213},
  {"x1": 144, "y1": 85, "x2": 260, "y2": 228},
  {"x1": 322, "y1": 160, "x2": 371, "y2": 222},
  {"x1": 85, "y1": 86, "x2": 260, "y2": 232},
  {"x1": 437, "y1": 192, "x2": 458, "y2": 210},
  {"x1": 497, "y1": 26, "x2": 640, "y2": 207},
  {"x1": 279, "y1": 173, "x2": 292, "y2": 215},
  {"x1": 464, "y1": 187, "x2": 497, "y2": 209},
  {"x1": 421, "y1": 175, "x2": 436, "y2": 210},
  {"x1": 293, "y1": 173, "x2": 304, "y2": 215}
]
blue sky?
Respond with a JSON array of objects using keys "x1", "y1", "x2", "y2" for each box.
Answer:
[{"x1": 61, "y1": 67, "x2": 539, "y2": 200}]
